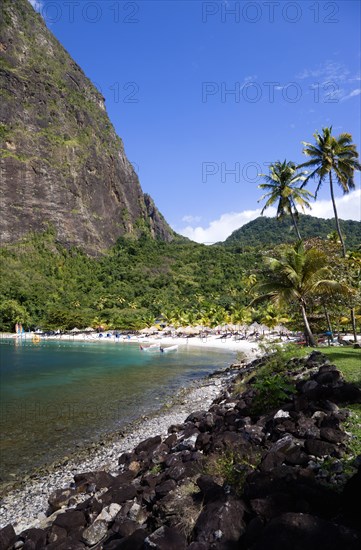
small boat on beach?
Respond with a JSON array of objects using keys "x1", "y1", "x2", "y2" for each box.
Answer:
[
  {"x1": 139, "y1": 343, "x2": 160, "y2": 351},
  {"x1": 160, "y1": 344, "x2": 178, "y2": 353}
]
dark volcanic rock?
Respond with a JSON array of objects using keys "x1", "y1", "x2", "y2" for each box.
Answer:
[
  {"x1": 313, "y1": 365, "x2": 341, "y2": 385},
  {"x1": 8, "y1": 352, "x2": 361, "y2": 550},
  {"x1": 20, "y1": 528, "x2": 47, "y2": 549},
  {"x1": 53, "y1": 510, "x2": 87, "y2": 534},
  {"x1": 304, "y1": 438, "x2": 338, "y2": 457},
  {"x1": 250, "y1": 512, "x2": 361, "y2": 550},
  {"x1": 0, "y1": 524, "x2": 16, "y2": 550},
  {"x1": 100, "y1": 484, "x2": 138, "y2": 506},
  {"x1": 333, "y1": 383, "x2": 361, "y2": 404},
  {"x1": 196, "y1": 475, "x2": 226, "y2": 504},
  {"x1": 319, "y1": 426, "x2": 346, "y2": 444},
  {"x1": 135, "y1": 435, "x2": 162, "y2": 455},
  {"x1": 243, "y1": 470, "x2": 340, "y2": 517},
  {"x1": 73, "y1": 470, "x2": 115, "y2": 490},
  {"x1": 47, "y1": 524, "x2": 68, "y2": 545},
  {"x1": 250, "y1": 492, "x2": 308, "y2": 521},
  {"x1": 193, "y1": 497, "x2": 246, "y2": 548},
  {"x1": 104, "y1": 529, "x2": 148, "y2": 550},
  {"x1": 0, "y1": 0, "x2": 175, "y2": 254},
  {"x1": 166, "y1": 463, "x2": 186, "y2": 482},
  {"x1": 340, "y1": 466, "x2": 361, "y2": 528},
  {"x1": 144, "y1": 526, "x2": 187, "y2": 549},
  {"x1": 48, "y1": 487, "x2": 78, "y2": 513},
  {"x1": 45, "y1": 538, "x2": 86, "y2": 550},
  {"x1": 155, "y1": 479, "x2": 177, "y2": 499},
  {"x1": 111, "y1": 519, "x2": 140, "y2": 538}
]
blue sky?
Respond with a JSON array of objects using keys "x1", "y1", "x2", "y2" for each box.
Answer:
[{"x1": 29, "y1": 0, "x2": 361, "y2": 242}]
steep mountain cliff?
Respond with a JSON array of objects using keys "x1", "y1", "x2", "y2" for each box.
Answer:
[{"x1": 0, "y1": 0, "x2": 174, "y2": 254}]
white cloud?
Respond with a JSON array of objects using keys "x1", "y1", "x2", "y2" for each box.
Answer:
[
  {"x1": 295, "y1": 61, "x2": 361, "y2": 100},
  {"x1": 182, "y1": 214, "x2": 202, "y2": 224},
  {"x1": 178, "y1": 190, "x2": 361, "y2": 243},
  {"x1": 341, "y1": 88, "x2": 361, "y2": 102},
  {"x1": 296, "y1": 61, "x2": 350, "y2": 83},
  {"x1": 179, "y1": 207, "x2": 277, "y2": 243},
  {"x1": 308, "y1": 189, "x2": 361, "y2": 220},
  {"x1": 28, "y1": 0, "x2": 43, "y2": 13},
  {"x1": 244, "y1": 75, "x2": 257, "y2": 83}
]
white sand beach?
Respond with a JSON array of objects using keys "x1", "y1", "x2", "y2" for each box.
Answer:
[
  {"x1": 3, "y1": 330, "x2": 261, "y2": 356},
  {"x1": 136, "y1": 333, "x2": 260, "y2": 355}
]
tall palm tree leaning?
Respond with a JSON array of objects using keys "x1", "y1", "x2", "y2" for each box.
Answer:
[
  {"x1": 252, "y1": 242, "x2": 350, "y2": 346},
  {"x1": 299, "y1": 127, "x2": 361, "y2": 258},
  {"x1": 258, "y1": 160, "x2": 313, "y2": 241}
]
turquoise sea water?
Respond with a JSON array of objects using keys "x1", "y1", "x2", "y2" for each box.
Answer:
[{"x1": 0, "y1": 338, "x2": 235, "y2": 482}]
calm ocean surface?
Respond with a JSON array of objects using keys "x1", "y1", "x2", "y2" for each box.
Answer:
[{"x1": 0, "y1": 338, "x2": 235, "y2": 482}]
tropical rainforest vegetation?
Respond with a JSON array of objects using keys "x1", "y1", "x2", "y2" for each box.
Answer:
[
  {"x1": 223, "y1": 215, "x2": 361, "y2": 250},
  {"x1": 0, "y1": 127, "x2": 360, "y2": 341}
]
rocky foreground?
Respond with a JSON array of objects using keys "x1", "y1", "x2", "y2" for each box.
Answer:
[{"x1": 1, "y1": 351, "x2": 361, "y2": 549}]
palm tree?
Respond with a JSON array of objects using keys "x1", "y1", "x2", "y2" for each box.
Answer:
[
  {"x1": 299, "y1": 127, "x2": 361, "y2": 257},
  {"x1": 183, "y1": 309, "x2": 199, "y2": 328},
  {"x1": 252, "y1": 242, "x2": 349, "y2": 346},
  {"x1": 327, "y1": 230, "x2": 341, "y2": 245},
  {"x1": 259, "y1": 304, "x2": 289, "y2": 330},
  {"x1": 258, "y1": 160, "x2": 313, "y2": 241},
  {"x1": 167, "y1": 307, "x2": 187, "y2": 329},
  {"x1": 342, "y1": 251, "x2": 361, "y2": 342},
  {"x1": 231, "y1": 305, "x2": 252, "y2": 326}
]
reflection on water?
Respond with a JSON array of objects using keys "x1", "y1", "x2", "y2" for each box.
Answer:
[{"x1": 0, "y1": 339, "x2": 234, "y2": 481}]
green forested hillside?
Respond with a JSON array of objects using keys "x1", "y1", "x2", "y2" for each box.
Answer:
[
  {"x1": 0, "y1": 229, "x2": 258, "y2": 331},
  {"x1": 222, "y1": 215, "x2": 361, "y2": 250},
  {"x1": 1, "y1": 216, "x2": 360, "y2": 333}
]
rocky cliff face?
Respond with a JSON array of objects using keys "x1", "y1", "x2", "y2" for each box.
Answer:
[{"x1": 0, "y1": 0, "x2": 174, "y2": 254}]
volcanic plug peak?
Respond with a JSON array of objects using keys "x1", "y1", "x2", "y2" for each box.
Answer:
[{"x1": 0, "y1": 0, "x2": 174, "y2": 254}]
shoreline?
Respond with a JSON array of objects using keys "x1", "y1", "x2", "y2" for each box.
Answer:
[
  {"x1": 0, "y1": 341, "x2": 257, "y2": 533},
  {"x1": 1, "y1": 330, "x2": 262, "y2": 354}
]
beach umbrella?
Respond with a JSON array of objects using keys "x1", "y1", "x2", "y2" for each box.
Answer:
[
  {"x1": 182, "y1": 326, "x2": 199, "y2": 335},
  {"x1": 70, "y1": 327, "x2": 81, "y2": 333},
  {"x1": 148, "y1": 325, "x2": 161, "y2": 333},
  {"x1": 84, "y1": 327, "x2": 94, "y2": 332},
  {"x1": 274, "y1": 324, "x2": 291, "y2": 334}
]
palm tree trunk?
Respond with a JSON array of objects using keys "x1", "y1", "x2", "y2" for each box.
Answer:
[
  {"x1": 300, "y1": 300, "x2": 316, "y2": 346},
  {"x1": 323, "y1": 304, "x2": 332, "y2": 334},
  {"x1": 290, "y1": 210, "x2": 302, "y2": 241},
  {"x1": 351, "y1": 307, "x2": 357, "y2": 342},
  {"x1": 329, "y1": 172, "x2": 346, "y2": 257},
  {"x1": 323, "y1": 304, "x2": 333, "y2": 346}
]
